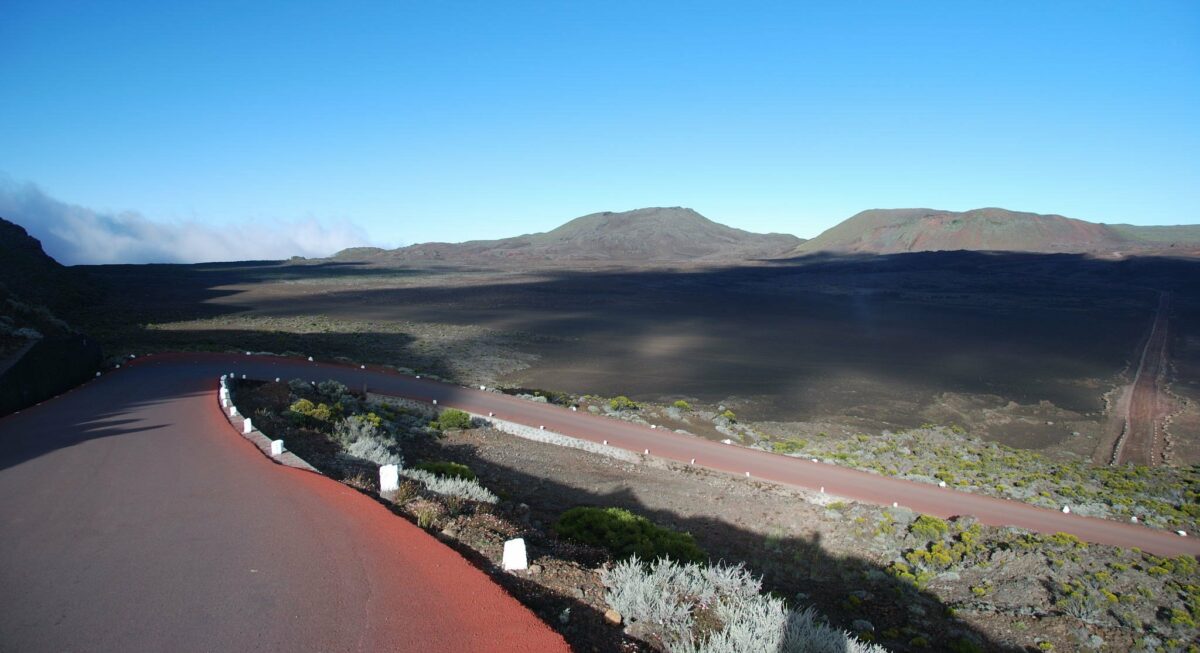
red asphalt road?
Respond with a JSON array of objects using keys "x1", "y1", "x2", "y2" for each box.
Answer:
[
  {"x1": 157, "y1": 352, "x2": 1198, "y2": 558},
  {"x1": 0, "y1": 356, "x2": 567, "y2": 652}
]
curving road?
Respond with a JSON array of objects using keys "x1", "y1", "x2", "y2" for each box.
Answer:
[
  {"x1": 0, "y1": 354, "x2": 567, "y2": 652},
  {"x1": 146, "y1": 352, "x2": 1198, "y2": 558},
  {"x1": 3, "y1": 349, "x2": 1193, "y2": 651}
]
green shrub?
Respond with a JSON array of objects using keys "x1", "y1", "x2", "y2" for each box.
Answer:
[
  {"x1": 609, "y1": 396, "x2": 640, "y2": 411},
  {"x1": 772, "y1": 438, "x2": 808, "y2": 455},
  {"x1": 720, "y1": 409, "x2": 737, "y2": 422},
  {"x1": 672, "y1": 400, "x2": 692, "y2": 411},
  {"x1": 910, "y1": 515, "x2": 950, "y2": 541},
  {"x1": 554, "y1": 506, "x2": 706, "y2": 563},
  {"x1": 358, "y1": 412, "x2": 384, "y2": 429},
  {"x1": 289, "y1": 398, "x2": 316, "y2": 415},
  {"x1": 414, "y1": 461, "x2": 476, "y2": 481},
  {"x1": 430, "y1": 408, "x2": 472, "y2": 430},
  {"x1": 317, "y1": 379, "x2": 349, "y2": 400},
  {"x1": 288, "y1": 398, "x2": 337, "y2": 423},
  {"x1": 1047, "y1": 531, "x2": 1086, "y2": 550}
]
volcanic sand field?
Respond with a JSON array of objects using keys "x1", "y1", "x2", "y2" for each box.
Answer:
[{"x1": 79, "y1": 251, "x2": 1200, "y2": 461}]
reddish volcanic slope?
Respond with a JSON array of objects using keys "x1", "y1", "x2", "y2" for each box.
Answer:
[{"x1": 796, "y1": 207, "x2": 1149, "y2": 255}]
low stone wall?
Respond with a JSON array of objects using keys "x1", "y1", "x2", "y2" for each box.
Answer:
[
  {"x1": 369, "y1": 393, "x2": 652, "y2": 463},
  {"x1": 481, "y1": 416, "x2": 644, "y2": 465},
  {"x1": 0, "y1": 335, "x2": 102, "y2": 416},
  {"x1": 367, "y1": 391, "x2": 643, "y2": 465}
]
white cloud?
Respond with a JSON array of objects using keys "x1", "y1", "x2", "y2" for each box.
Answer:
[{"x1": 0, "y1": 180, "x2": 372, "y2": 265}]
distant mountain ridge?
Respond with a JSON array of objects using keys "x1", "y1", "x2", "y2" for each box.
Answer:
[
  {"x1": 338, "y1": 207, "x2": 803, "y2": 262},
  {"x1": 794, "y1": 208, "x2": 1200, "y2": 256},
  {"x1": 332, "y1": 206, "x2": 1200, "y2": 264}
]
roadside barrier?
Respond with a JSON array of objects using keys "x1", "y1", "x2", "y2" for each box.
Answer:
[
  {"x1": 217, "y1": 375, "x2": 317, "y2": 473},
  {"x1": 502, "y1": 538, "x2": 527, "y2": 571},
  {"x1": 380, "y1": 464, "x2": 399, "y2": 493}
]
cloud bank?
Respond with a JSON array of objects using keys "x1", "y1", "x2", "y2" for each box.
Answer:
[{"x1": 0, "y1": 181, "x2": 372, "y2": 265}]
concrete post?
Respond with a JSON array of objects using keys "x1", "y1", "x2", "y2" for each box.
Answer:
[
  {"x1": 502, "y1": 538, "x2": 528, "y2": 571},
  {"x1": 270, "y1": 440, "x2": 284, "y2": 456},
  {"x1": 243, "y1": 418, "x2": 253, "y2": 434},
  {"x1": 380, "y1": 464, "x2": 400, "y2": 493}
]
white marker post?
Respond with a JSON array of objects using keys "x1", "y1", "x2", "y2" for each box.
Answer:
[
  {"x1": 270, "y1": 440, "x2": 284, "y2": 457},
  {"x1": 379, "y1": 464, "x2": 400, "y2": 493},
  {"x1": 230, "y1": 406, "x2": 238, "y2": 418},
  {"x1": 502, "y1": 538, "x2": 528, "y2": 571},
  {"x1": 243, "y1": 418, "x2": 253, "y2": 434},
  {"x1": 1062, "y1": 506, "x2": 1071, "y2": 514}
]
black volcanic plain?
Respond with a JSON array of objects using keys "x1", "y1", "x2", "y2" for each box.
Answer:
[{"x1": 77, "y1": 248, "x2": 1200, "y2": 456}]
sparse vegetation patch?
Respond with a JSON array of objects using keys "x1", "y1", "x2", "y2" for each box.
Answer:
[
  {"x1": 554, "y1": 506, "x2": 706, "y2": 564},
  {"x1": 764, "y1": 425, "x2": 1200, "y2": 534}
]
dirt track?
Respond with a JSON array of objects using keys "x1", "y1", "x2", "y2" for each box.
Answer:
[
  {"x1": 109, "y1": 353, "x2": 1200, "y2": 557},
  {"x1": 1112, "y1": 291, "x2": 1172, "y2": 466},
  {"x1": 0, "y1": 357, "x2": 567, "y2": 652}
]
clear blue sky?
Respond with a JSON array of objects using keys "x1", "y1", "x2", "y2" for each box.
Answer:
[{"x1": 1, "y1": 1, "x2": 1197, "y2": 255}]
